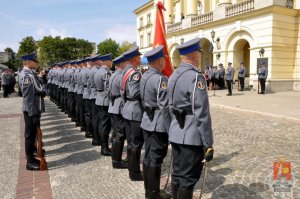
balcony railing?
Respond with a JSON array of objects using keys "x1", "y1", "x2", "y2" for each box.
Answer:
[
  {"x1": 225, "y1": 0, "x2": 254, "y2": 18},
  {"x1": 191, "y1": 12, "x2": 213, "y2": 27},
  {"x1": 167, "y1": 22, "x2": 182, "y2": 33}
]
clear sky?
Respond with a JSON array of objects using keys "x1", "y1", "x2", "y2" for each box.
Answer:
[{"x1": 0, "y1": 0, "x2": 150, "y2": 52}]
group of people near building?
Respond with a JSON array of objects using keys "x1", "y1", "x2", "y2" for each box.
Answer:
[
  {"x1": 1, "y1": 69, "x2": 16, "y2": 98},
  {"x1": 19, "y1": 37, "x2": 215, "y2": 199},
  {"x1": 204, "y1": 61, "x2": 268, "y2": 95}
]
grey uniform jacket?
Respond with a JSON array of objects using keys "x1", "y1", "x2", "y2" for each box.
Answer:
[
  {"x1": 20, "y1": 68, "x2": 43, "y2": 117},
  {"x1": 225, "y1": 67, "x2": 234, "y2": 81},
  {"x1": 218, "y1": 68, "x2": 225, "y2": 78},
  {"x1": 64, "y1": 68, "x2": 71, "y2": 91},
  {"x1": 213, "y1": 70, "x2": 219, "y2": 79},
  {"x1": 258, "y1": 66, "x2": 268, "y2": 79},
  {"x1": 89, "y1": 66, "x2": 99, "y2": 100},
  {"x1": 73, "y1": 68, "x2": 80, "y2": 93},
  {"x1": 47, "y1": 69, "x2": 52, "y2": 84},
  {"x1": 77, "y1": 68, "x2": 84, "y2": 95},
  {"x1": 94, "y1": 66, "x2": 111, "y2": 106},
  {"x1": 121, "y1": 64, "x2": 144, "y2": 121},
  {"x1": 108, "y1": 69, "x2": 123, "y2": 114},
  {"x1": 1, "y1": 73, "x2": 10, "y2": 85},
  {"x1": 140, "y1": 67, "x2": 171, "y2": 133},
  {"x1": 238, "y1": 66, "x2": 246, "y2": 78},
  {"x1": 67, "y1": 68, "x2": 75, "y2": 92},
  {"x1": 168, "y1": 62, "x2": 213, "y2": 147},
  {"x1": 207, "y1": 69, "x2": 213, "y2": 79},
  {"x1": 58, "y1": 69, "x2": 64, "y2": 88},
  {"x1": 82, "y1": 67, "x2": 92, "y2": 99}
]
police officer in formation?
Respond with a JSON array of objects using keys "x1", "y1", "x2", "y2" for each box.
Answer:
[
  {"x1": 19, "y1": 53, "x2": 45, "y2": 170},
  {"x1": 94, "y1": 54, "x2": 113, "y2": 156},
  {"x1": 121, "y1": 47, "x2": 144, "y2": 181},
  {"x1": 46, "y1": 37, "x2": 214, "y2": 198},
  {"x1": 225, "y1": 62, "x2": 234, "y2": 96},
  {"x1": 89, "y1": 56, "x2": 101, "y2": 146},
  {"x1": 140, "y1": 46, "x2": 171, "y2": 199},
  {"x1": 238, "y1": 61, "x2": 246, "y2": 91},
  {"x1": 258, "y1": 62, "x2": 268, "y2": 94},
  {"x1": 168, "y1": 38, "x2": 214, "y2": 198},
  {"x1": 109, "y1": 55, "x2": 128, "y2": 168}
]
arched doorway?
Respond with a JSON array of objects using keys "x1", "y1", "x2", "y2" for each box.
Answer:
[
  {"x1": 233, "y1": 39, "x2": 250, "y2": 77},
  {"x1": 200, "y1": 38, "x2": 213, "y2": 72}
]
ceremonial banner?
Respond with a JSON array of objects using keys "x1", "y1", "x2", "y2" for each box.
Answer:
[{"x1": 153, "y1": 1, "x2": 173, "y2": 77}]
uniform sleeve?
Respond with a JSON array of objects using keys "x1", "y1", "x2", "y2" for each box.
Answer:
[
  {"x1": 157, "y1": 76, "x2": 171, "y2": 132},
  {"x1": 128, "y1": 71, "x2": 141, "y2": 98},
  {"x1": 191, "y1": 74, "x2": 213, "y2": 148},
  {"x1": 22, "y1": 74, "x2": 36, "y2": 117}
]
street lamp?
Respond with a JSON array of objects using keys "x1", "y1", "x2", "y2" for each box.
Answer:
[
  {"x1": 181, "y1": 38, "x2": 184, "y2": 44},
  {"x1": 259, "y1": 48, "x2": 265, "y2": 57},
  {"x1": 211, "y1": 30, "x2": 220, "y2": 49}
]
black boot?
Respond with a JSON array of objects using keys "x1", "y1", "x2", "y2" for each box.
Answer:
[
  {"x1": 148, "y1": 166, "x2": 171, "y2": 199},
  {"x1": 172, "y1": 183, "x2": 179, "y2": 199},
  {"x1": 26, "y1": 157, "x2": 40, "y2": 171},
  {"x1": 177, "y1": 189, "x2": 193, "y2": 199},
  {"x1": 143, "y1": 164, "x2": 149, "y2": 198},
  {"x1": 101, "y1": 147, "x2": 112, "y2": 156},
  {"x1": 92, "y1": 139, "x2": 101, "y2": 146},
  {"x1": 112, "y1": 140, "x2": 127, "y2": 169},
  {"x1": 129, "y1": 149, "x2": 143, "y2": 181},
  {"x1": 85, "y1": 131, "x2": 93, "y2": 138}
]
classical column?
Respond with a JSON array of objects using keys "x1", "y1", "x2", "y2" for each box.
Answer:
[
  {"x1": 174, "y1": 2, "x2": 182, "y2": 23},
  {"x1": 164, "y1": 0, "x2": 173, "y2": 24},
  {"x1": 218, "y1": 0, "x2": 232, "y2": 7},
  {"x1": 186, "y1": 0, "x2": 197, "y2": 17}
]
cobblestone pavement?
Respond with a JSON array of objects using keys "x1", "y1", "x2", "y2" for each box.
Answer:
[
  {"x1": 40, "y1": 98, "x2": 300, "y2": 199},
  {"x1": 0, "y1": 95, "x2": 21, "y2": 199}
]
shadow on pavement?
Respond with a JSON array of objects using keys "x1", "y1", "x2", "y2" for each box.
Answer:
[
  {"x1": 47, "y1": 150, "x2": 101, "y2": 170},
  {"x1": 44, "y1": 134, "x2": 83, "y2": 146},
  {"x1": 46, "y1": 140, "x2": 93, "y2": 155}
]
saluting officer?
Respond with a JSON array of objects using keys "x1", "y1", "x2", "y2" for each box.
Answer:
[
  {"x1": 94, "y1": 54, "x2": 113, "y2": 156},
  {"x1": 225, "y1": 62, "x2": 234, "y2": 96},
  {"x1": 109, "y1": 55, "x2": 128, "y2": 168},
  {"x1": 258, "y1": 62, "x2": 268, "y2": 94},
  {"x1": 238, "y1": 61, "x2": 246, "y2": 91},
  {"x1": 121, "y1": 46, "x2": 144, "y2": 181},
  {"x1": 140, "y1": 46, "x2": 171, "y2": 199},
  {"x1": 20, "y1": 53, "x2": 45, "y2": 170},
  {"x1": 168, "y1": 38, "x2": 214, "y2": 199}
]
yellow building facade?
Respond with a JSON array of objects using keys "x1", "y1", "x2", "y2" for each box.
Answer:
[{"x1": 134, "y1": 0, "x2": 300, "y2": 92}]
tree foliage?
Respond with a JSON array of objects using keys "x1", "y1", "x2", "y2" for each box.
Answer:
[
  {"x1": 38, "y1": 36, "x2": 94, "y2": 66},
  {"x1": 118, "y1": 41, "x2": 135, "y2": 55},
  {"x1": 17, "y1": 36, "x2": 38, "y2": 56},
  {"x1": 97, "y1": 38, "x2": 119, "y2": 58}
]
